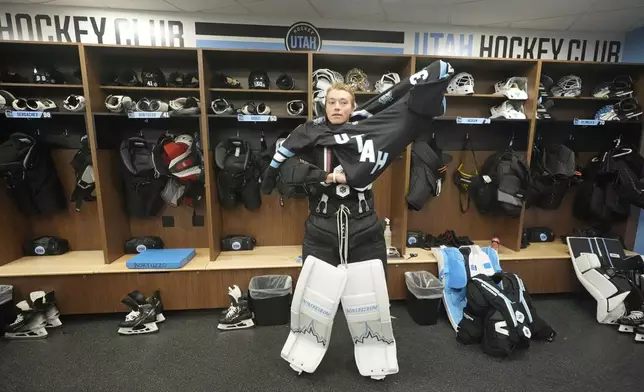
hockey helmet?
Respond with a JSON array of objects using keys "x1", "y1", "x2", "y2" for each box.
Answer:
[
  {"x1": 286, "y1": 100, "x2": 306, "y2": 116},
  {"x1": 447, "y1": 72, "x2": 474, "y2": 95},
  {"x1": 212, "y1": 72, "x2": 241, "y2": 89},
  {"x1": 249, "y1": 70, "x2": 270, "y2": 89},
  {"x1": 345, "y1": 68, "x2": 370, "y2": 92},
  {"x1": 141, "y1": 68, "x2": 166, "y2": 87},
  {"x1": 551, "y1": 75, "x2": 582, "y2": 97},
  {"x1": 116, "y1": 69, "x2": 140, "y2": 87},
  {"x1": 167, "y1": 71, "x2": 185, "y2": 87},
  {"x1": 33, "y1": 65, "x2": 66, "y2": 84},
  {"x1": 374, "y1": 72, "x2": 401, "y2": 93},
  {"x1": 63, "y1": 95, "x2": 86, "y2": 112},
  {"x1": 276, "y1": 74, "x2": 295, "y2": 90},
  {"x1": 592, "y1": 75, "x2": 633, "y2": 99}
]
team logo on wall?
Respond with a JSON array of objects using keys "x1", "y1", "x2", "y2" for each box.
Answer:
[{"x1": 285, "y1": 22, "x2": 321, "y2": 51}]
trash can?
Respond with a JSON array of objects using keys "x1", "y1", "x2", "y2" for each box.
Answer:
[
  {"x1": 248, "y1": 275, "x2": 293, "y2": 326},
  {"x1": 405, "y1": 271, "x2": 443, "y2": 325},
  {"x1": 0, "y1": 285, "x2": 14, "y2": 330}
]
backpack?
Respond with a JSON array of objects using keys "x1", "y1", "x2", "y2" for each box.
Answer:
[
  {"x1": 215, "y1": 138, "x2": 261, "y2": 211},
  {"x1": 529, "y1": 142, "x2": 579, "y2": 210},
  {"x1": 469, "y1": 150, "x2": 533, "y2": 217},
  {"x1": 120, "y1": 137, "x2": 167, "y2": 217},
  {"x1": 0, "y1": 133, "x2": 66, "y2": 216},
  {"x1": 69, "y1": 135, "x2": 96, "y2": 212}
]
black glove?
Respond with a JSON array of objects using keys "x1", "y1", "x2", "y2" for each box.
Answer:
[{"x1": 260, "y1": 166, "x2": 279, "y2": 194}]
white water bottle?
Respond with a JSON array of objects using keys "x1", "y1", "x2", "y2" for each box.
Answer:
[{"x1": 384, "y1": 218, "x2": 392, "y2": 248}]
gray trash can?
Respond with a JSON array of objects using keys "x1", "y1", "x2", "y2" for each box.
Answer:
[
  {"x1": 0, "y1": 285, "x2": 14, "y2": 329},
  {"x1": 404, "y1": 271, "x2": 443, "y2": 325},
  {"x1": 248, "y1": 275, "x2": 293, "y2": 326}
]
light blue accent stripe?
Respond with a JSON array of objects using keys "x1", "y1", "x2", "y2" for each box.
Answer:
[
  {"x1": 278, "y1": 146, "x2": 295, "y2": 157},
  {"x1": 423, "y1": 33, "x2": 429, "y2": 55},
  {"x1": 321, "y1": 45, "x2": 403, "y2": 54},
  {"x1": 270, "y1": 160, "x2": 280, "y2": 168},
  {"x1": 196, "y1": 39, "x2": 284, "y2": 50},
  {"x1": 414, "y1": 32, "x2": 420, "y2": 55}
]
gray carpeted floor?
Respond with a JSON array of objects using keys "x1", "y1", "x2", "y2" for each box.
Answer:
[{"x1": 0, "y1": 295, "x2": 640, "y2": 392}]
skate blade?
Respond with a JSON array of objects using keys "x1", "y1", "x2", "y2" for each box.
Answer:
[
  {"x1": 118, "y1": 322, "x2": 159, "y2": 335},
  {"x1": 46, "y1": 318, "x2": 63, "y2": 329},
  {"x1": 217, "y1": 319, "x2": 254, "y2": 331},
  {"x1": 4, "y1": 328, "x2": 48, "y2": 340},
  {"x1": 156, "y1": 313, "x2": 166, "y2": 323},
  {"x1": 635, "y1": 334, "x2": 644, "y2": 343},
  {"x1": 618, "y1": 325, "x2": 635, "y2": 333}
]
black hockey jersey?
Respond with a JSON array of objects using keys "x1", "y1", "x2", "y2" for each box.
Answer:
[{"x1": 262, "y1": 60, "x2": 453, "y2": 190}]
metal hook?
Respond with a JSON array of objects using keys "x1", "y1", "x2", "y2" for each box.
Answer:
[
  {"x1": 139, "y1": 129, "x2": 144, "y2": 137},
  {"x1": 509, "y1": 132, "x2": 515, "y2": 148},
  {"x1": 36, "y1": 128, "x2": 40, "y2": 136},
  {"x1": 465, "y1": 132, "x2": 469, "y2": 140},
  {"x1": 236, "y1": 129, "x2": 240, "y2": 138},
  {"x1": 63, "y1": 128, "x2": 68, "y2": 137},
  {"x1": 614, "y1": 134, "x2": 622, "y2": 147}
]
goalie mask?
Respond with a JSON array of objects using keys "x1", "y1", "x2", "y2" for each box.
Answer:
[
  {"x1": 249, "y1": 70, "x2": 270, "y2": 89},
  {"x1": 494, "y1": 77, "x2": 528, "y2": 100},
  {"x1": 592, "y1": 75, "x2": 634, "y2": 99},
  {"x1": 447, "y1": 72, "x2": 474, "y2": 95},
  {"x1": 312, "y1": 68, "x2": 341, "y2": 92},
  {"x1": 551, "y1": 75, "x2": 581, "y2": 97},
  {"x1": 141, "y1": 68, "x2": 166, "y2": 87},
  {"x1": 345, "y1": 68, "x2": 370, "y2": 92},
  {"x1": 374, "y1": 72, "x2": 401, "y2": 93}
]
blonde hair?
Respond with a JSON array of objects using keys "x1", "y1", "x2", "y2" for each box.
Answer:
[{"x1": 325, "y1": 82, "x2": 356, "y2": 106}]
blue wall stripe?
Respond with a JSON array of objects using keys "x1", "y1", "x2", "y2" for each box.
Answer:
[
  {"x1": 321, "y1": 45, "x2": 404, "y2": 54},
  {"x1": 423, "y1": 32, "x2": 429, "y2": 55},
  {"x1": 414, "y1": 32, "x2": 419, "y2": 55},
  {"x1": 196, "y1": 39, "x2": 284, "y2": 50},
  {"x1": 196, "y1": 39, "x2": 403, "y2": 54}
]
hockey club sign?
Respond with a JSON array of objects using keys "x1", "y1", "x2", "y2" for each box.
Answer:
[{"x1": 285, "y1": 22, "x2": 321, "y2": 51}]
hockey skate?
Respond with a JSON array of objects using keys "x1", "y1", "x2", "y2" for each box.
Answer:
[
  {"x1": 30, "y1": 290, "x2": 62, "y2": 328},
  {"x1": 118, "y1": 294, "x2": 159, "y2": 335},
  {"x1": 617, "y1": 310, "x2": 644, "y2": 333},
  {"x1": 4, "y1": 299, "x2": 48, "y2": 340},
  {"x1": 218, "y1": 286, "x2": 254, "y2": 331},
  {"x1": 635, "y1": 325, "x2": 644, "y2": 343},
  {"x1": 127, "y1": 290, "x2": 166, "y2": 323}
]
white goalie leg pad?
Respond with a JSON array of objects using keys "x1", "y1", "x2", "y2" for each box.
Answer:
[
  {"x1": 341, "y1": 259, "x2": 398, "y2": 379},
  {"x1": 281, "y1": 256, "x2": 347, "y2": 374}
]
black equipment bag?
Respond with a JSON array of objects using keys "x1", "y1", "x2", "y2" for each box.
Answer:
[
  {"x1": 24, "y1": 236, "x2": 70, "y2": 256},
  {"x1": 124, "y1": 236, "x2": 164, "y2": 254},
  {"x1": 470, "y1": 149, "x2": 533, "y2": 217},
  {"x1": 530, "y1": 142, "x2": 579, "y2": 210},
  {"x1": 0, "y1": 133, "x2": 66, "y2": 216},
  {"x1": 70, "y1": 135, "x2": 96, "y2": 212},
  {"x1": 215, "y1": 138, "x2": 261, "y2": 211},
  {"x1": 120, "y1": 137, "x2": 167, "y2": 217},
  {"x1": 221, "y1": 235, "x2": 256, "y2": 251},
  {"x1": 406, "y1": 139, "x2": 447, "y2": 211}
]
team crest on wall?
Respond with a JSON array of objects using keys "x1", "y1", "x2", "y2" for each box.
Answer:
[{"x1": 285, "y1": 22, "x2": 321, "y2": 51}]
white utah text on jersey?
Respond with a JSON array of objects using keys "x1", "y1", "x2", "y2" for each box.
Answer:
[{"x1": 333, "y1": 133, "x2": 389, "y2": 175}]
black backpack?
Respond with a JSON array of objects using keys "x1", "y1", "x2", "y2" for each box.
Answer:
[
  {"x1": 0, "y1": 133, "x2": 66, "y2": 216},
  {"x1": 120, "y1": 137, "x2": 167, "y2": 217},
  {"x1": 469, "y1": 150, "x2": 533, "y2": 217},
  {"x1": 529, "y1": 142, "x2": 579, "y2": 210}
]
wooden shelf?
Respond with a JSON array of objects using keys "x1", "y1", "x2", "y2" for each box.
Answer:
[
  {"x1": 207, "y1": 246, "x2": 301, "y2": 270},
  {"x1": 445, "y1": 93, "x2": 511, "y2": 99},
  {"x1": 435, "y1": 116, "x2": 530, "y2": 123},
  {"x1": 93, "y1": 112, "x2": 200, "y2": 118},
  {"x1": 211, "y1": 88, "x2": 307, "y2": 94},
  {"x1": 550, "y1": 96, "x2": 622, "y2": 101},
  {"x1": 207, "y1": 114, "x2": 307, "y2": 119},
  {"x1": 0, "y1": 251, "x2": 105, "y2": 277},
  {"x1": 97, "y1": 248, "x2": 211, "y2": 274},
  {"x1": 0, "y1": 82, "x2": 83, "y2": 89},
  {"x1": 100, "y1": 85, "x2": 200, "y2": 92}
]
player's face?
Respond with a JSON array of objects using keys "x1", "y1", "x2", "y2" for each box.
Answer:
[{"x1": 325, "y1": 89, "x2": 354, "y2": 124}]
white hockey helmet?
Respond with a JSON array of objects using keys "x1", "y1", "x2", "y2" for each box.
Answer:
[
  {"x1": 447, "y1": 72, "x2": 474, "y2": 95},
  {"x1": 374, "y1": 72, "x2": 401, "y2": 93},
  {"x1": 551, "y1": 75, "x2": 582, "y2": 97},
  {"x1": 490, "y1": 100, "x2": 526, "y2": 120},
  {"x1": 494, "y1": 77, "x2": 528, "y2": 100}
]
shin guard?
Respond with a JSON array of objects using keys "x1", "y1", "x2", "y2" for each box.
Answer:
[
  {"x1": 281, "y1": 256, "x2": 347, "y2": 374},
  {"x1": 341, "y1": 259, "x2": 398, "y2": 379}
]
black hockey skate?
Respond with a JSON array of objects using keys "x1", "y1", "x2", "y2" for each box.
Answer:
[
  {"x1": 218, "y1": 286, "x2": 254, "y2": 331},
  {"x1": 128, "y1": 290, "x2": 166, "y2": 323},
  {"x1": 30, "y1": 290, "x2": 62, "y2": 328},
  {"x1": 635, "y1": 325, "x2": 644, "y2": 343},
  {"x1": 618, "y1": 310, "x2": 644, "y2": 333},
  {"x1": 4, "y1": 299, "x2": 48, "y2": 340},
  {"x1": 118, "y1": 295, "x2": 159, "y2": 335}
]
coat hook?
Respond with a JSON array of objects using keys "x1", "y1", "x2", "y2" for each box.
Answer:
[
  {"x1": 63, "y1": 128, "x2": 69, "y2": 137},
  {"x1": 139, "y1": 129, "x2": 144, "y2": 137}
]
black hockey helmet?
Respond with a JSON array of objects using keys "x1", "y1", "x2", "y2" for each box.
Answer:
[
  {"x1": 116, "y1": 69, "x2": 140, "y2": 86},
  {"x1": 183, "y1": 72, "x2": 199, "y2": 88},
  {"x1": 249, "y1": 70, "x2": 270, "y2": 89},
  {"x1": 33, "y1": 65, "x2": 66, "y2": 84},
  {"x1": 167, "y1": 71, "x2": 184, "y2": 87},
  {"x1": 212, "y1": 72, "x2": 241, "y2": 89},
  {"x1": 141, "y1": 68, "x2": 166, "y2": 87},
  {"x1": 1, "y1": 69, "x2": 28, "y2": 83},
  {"x1": 276, "y1": 74, "x2": 295, "y2": 90}
]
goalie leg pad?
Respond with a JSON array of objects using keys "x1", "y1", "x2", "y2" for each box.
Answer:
[
  {"x1": 341, "y1": 259, "x2": 398, "y2": 379},
  {"x1": 281, "y1": 256, "x2": 347, "y2": 374}
]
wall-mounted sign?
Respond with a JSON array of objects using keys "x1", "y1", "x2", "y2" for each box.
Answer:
[{"x1": 285, "y1": 22, "x2": 321, "y2": 51}]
